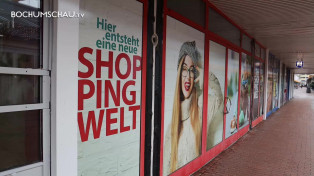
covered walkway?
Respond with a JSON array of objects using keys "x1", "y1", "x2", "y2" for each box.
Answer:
[{"x1": 194, "y1": 88, "x2": 314, "y2": 176}]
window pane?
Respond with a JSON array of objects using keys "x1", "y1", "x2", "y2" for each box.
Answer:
[
  {"x1": 0, "y1": 110, "x2": 42, "y2": 172},
  {"x1": 255, "y1": 43, "x2": 261, "y2": 58},
  {"x1": 209, "y1": 8, "x2": 240, "y2": 46},
  {"x1": 242, "y1": 34, "x2": 251, "y2": 52},
  {"x1": 0, "y1": 0, "x2": 42, "y2": 68},
  {"x1": 261, "y1": 48, "x2": 266, "y2": 60},
  {"x1": 0, "y1": 74, "x2": 41, "y2": 106},
  {"x1": 167, "y1": 0, "x2": 205, "y2": 27}
]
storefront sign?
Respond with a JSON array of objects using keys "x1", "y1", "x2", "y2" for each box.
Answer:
[
  {"x1": 78, "y1": 0, "x2": 143, "y2": 175},
  {"x1": 296, "y1": 61, "x2": 303, "y2": 68}
]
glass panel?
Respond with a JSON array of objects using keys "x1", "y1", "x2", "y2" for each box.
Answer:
[
  {"x1": 0, "y1": 0, "x2": 42, "y2": 68},
  {"x1": 167, "y1": 0, "x2": 205, "y2": 27},
  {"x1": 259, "y1": 63, "x2": 264, "y2": 116},
  {"x1": 253, "y1": 59, "x2": 260, "y2": 120},
  {"x1": 209, "y1": 8, "x2": 240, "y2": 46},
  {"x1": 242, "y1": 34, "x2": 251, "y2": 52},
  {"x1": 225, "y1": 49, "x2": 239, "y2": 138},
  {"x1": 0, "y1": 110, "x2": 42, "y2": 172},
  {"x1": 261, "y1": 48, "x2": 266, "y2": 60},
  {"x1": 207, "y1": 41, "x2": 225, "y2": 150},
  {"x1": 239, "y1": 53, "x2": 251, "y2": 129},
  {"x1": 255, "y1": 43, "x2": 261, "y2": 58},
  {"x1": 0, "y1": 74, "x2": 41, "y2": 106}
]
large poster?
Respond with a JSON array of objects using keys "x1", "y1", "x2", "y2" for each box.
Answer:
[
  {"x1": 239, "y1": 53, "x2": 251, "y2": 129},
  {"x1": 225, "y1": 49, "x2": 239, "y2": 138},
  {"x1": 253, "y1": 60, "x2": 260, "y2": 119},
  {"x1": 78, "y1": 0, "x2": 143, "y2": 175},
  {"x1": 259, "y1": 63, "x2": 264, "y2": 116},
  {"x1": 163, "y1": 17, "x2": 204, "y2": 175},
  {"x1": 266, "y1": 56, "x2": 273, "y2": 114},
  {"x1": 272, "y1": 60, "x2": 280, "y2": 109},
  {"x1": 207, "y1": 41, "x2": 225, "y2": 149}
]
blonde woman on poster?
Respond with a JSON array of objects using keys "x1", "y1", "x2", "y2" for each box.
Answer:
[{"x1": 164, "y1": 41, "x2": 203, "y2": 175}]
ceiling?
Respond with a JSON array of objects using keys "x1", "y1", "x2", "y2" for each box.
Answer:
[{"x1": 209, "y1": 0, "x2": 314, "y2": 74}]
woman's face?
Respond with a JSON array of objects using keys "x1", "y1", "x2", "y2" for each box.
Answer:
[{"x1": 181, "y1": 55, "x2": 195, "y2": 99}]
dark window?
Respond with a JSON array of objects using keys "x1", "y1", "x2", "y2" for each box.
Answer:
[
  {"x1": 242, "y1": 34, "x2": 251, "y2": 52},
  {"x1": 167, "y1": 0, "x2": 205, "y2": 27},
  {"x1": 261, "y1": 48, "x2": 266, "y2": 60},
  {"x1": 209, "y1": 8, "x2": 240, "y2": 46},
  {"x1": 0, "y1": 110, "x2": 42, "y2": 172},
  {"x1": 255, "y1": 43, "x2": 261, "y2": 58}
]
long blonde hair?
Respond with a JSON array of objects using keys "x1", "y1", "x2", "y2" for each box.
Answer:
[{"x1": 170, "y1": 57, "x2": 201, "y2": 172}]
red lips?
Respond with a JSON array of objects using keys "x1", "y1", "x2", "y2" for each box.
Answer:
[{"x1": 184, "y1": 82, "x2": 191, "y2": 91}]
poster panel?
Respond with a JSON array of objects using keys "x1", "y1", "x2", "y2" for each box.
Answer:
[
  {"x1": 225, "y1": 49, "x2": 239, "y2": 138},
  {"x1": 239, "y1": 53, "x2": 251, "y2": 129},
  {"x1": 273, "y1": 60, "x2": 280, "y2": 109},
  {"x1": 281, "y1": 64, "x2": 285, "y2": 105},
  {"x1": 78, "y1": 0, "x2": 143, "y2": 175},
  {"x1": 253, "y1": 59, "x2": 260, "y2": 120},
  {"x1": 163, "y1": 16, "x2": 204, "y2": 175},
  {"x1": 266, "y1": 56, "x2": 273, "y2": 114},
  {"x1": 206, "y1": 41, "x2": 225, "y2": 149},
  {"x1": 259, "y1": 63, "x2": 264, "y2": 116}
]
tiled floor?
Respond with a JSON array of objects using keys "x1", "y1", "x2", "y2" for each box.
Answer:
[{"x1": 193, "y1": 88, "x2": 314, "y2": 176}]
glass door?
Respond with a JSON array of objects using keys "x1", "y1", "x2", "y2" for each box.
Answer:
[{"x1": 0, "y1": 0, "x2": 50, "y2": 175}]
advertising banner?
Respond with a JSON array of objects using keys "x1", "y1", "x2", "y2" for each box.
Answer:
[
  {"x1": 225, "y1": 49, "x2": 239, "y2": 138},
  {"x1": 162, "y1": 17, "x2": 204, "y2": 175},
  {"x1": 206, "y1": 41, "x2": 225, "y2": 149},
  {"x1": 253, "y1": 60, "x2": 260, "y2": 119},
  {"x1": 267, "y1": 56, "x2": 273, "y2": 114},
  {"x1": 77, "y1": 0, "x2": 143, "y2": 175},
  {"x1": 239, "y1": 53, "x2": 251, "y2": 129},
  {"x1": 259, "y1": 63, "x2": 264, "y2": 116}
]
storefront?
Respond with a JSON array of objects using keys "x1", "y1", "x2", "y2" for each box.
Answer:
[{"x1": 0, "y1": 0, "x2": 294, "y2": 176}]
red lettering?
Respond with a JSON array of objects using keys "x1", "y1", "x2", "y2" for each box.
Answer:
[
  {"x1": 104, "y1": 80, "x2": 120, "y2": 108},
  {"x1": 106, "y1": 108, "x2": 118, "y2": 136},
  {"x1": 132, "y1": 55, "x2": 141, "y2": 79},
  {"x1": 120, "y1": 107, "x2": 130, "y2": 133},
  {"x1": 96, "y1": 50, "x2": 113, "y2": 79},
  {"x1": 78, "y1": 47, "x2": 94, "y2": 78},
  {"x1": 97, "y1": 80, "x2": 102, "y2": 108},
  {"x1": 78, "y1": 110, "x2": 104, "y2": 142},
  {"x1": 122, "y1": 81, "x2": 136, "y2": 105},
  {"x1": 115, "y1": 53, "x2": 131, "y2": 79},
  {"x1": 78, "y1": 79, "x2": 95, "y2": 110},
  {"x1": 129, "y1": 105, "x2": 140, "y2": 129}
]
